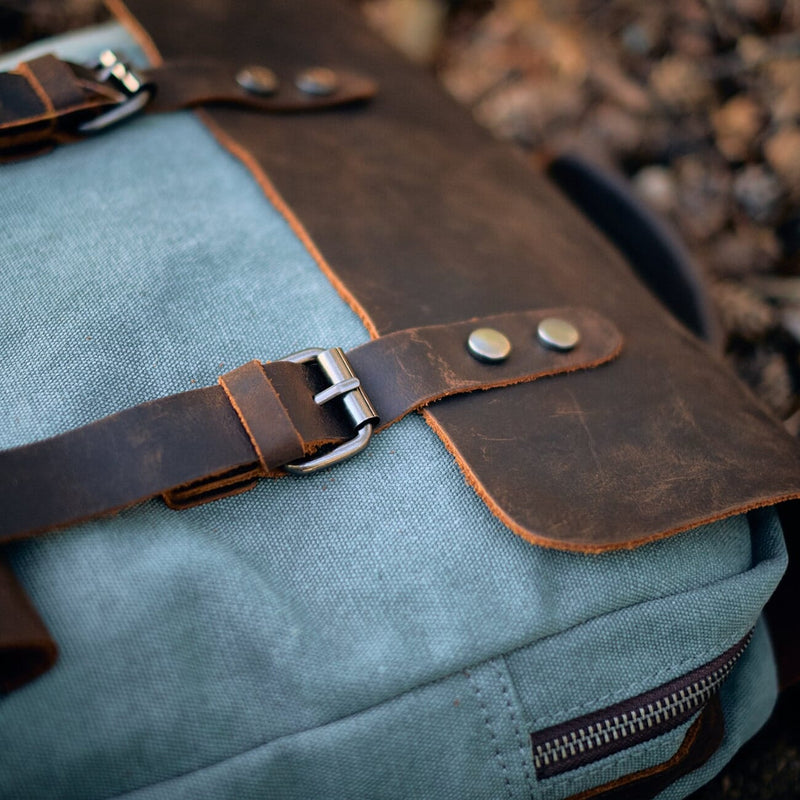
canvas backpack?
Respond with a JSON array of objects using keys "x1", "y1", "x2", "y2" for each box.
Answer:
[{"x1": 1, "y1": 2, "x2": 799, "y2": 798}]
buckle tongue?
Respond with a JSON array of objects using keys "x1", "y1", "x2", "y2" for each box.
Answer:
[{"x1": 282, "y1": 347, "x2": 378, "y2": 474}]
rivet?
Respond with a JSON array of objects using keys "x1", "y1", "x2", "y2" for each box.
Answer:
[
  {"x1": 537, "y1": 318, "x2": 580, "y2": 352},
  {"x1": 467, "y1": 328, "x2": 512, "y2": 363},
  {"x1": 236, "y1": 65, "x2": 279, "y2": 96},
  {"x1": 295, "y1": 67, "x2": 339, "y2": 96}
]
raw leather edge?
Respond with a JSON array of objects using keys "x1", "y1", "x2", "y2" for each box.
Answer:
[{"x1": 107, "y1": 0, "x2": 800, "y2": 554}]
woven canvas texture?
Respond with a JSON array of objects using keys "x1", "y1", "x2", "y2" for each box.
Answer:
[{"x1": 0, "y1": 25, "x2": 788, "y2": 800}]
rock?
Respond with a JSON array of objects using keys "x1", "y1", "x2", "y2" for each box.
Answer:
[
  {"x1": 758, "y1": 351, "x2": 795, "y2": 418},
  {"x1": 675, "y1": 155, "x2": 733, "y2": 241},
  {"x1": 669, "y1": 4, "x2": 715, "y2": 59},
  {"x1": 632, "y1": 165, "x2": 679, "y2": 215},
  {"x1": 473, "y1": 78, "x2": 586, "y2": 146},
  {"x1": 638, "y1": 115, "x2": 711, "y2": 161},
  {"x1": 589, "y1": 58, "x2": 653, "y2": 115},
  {"x1": 728, "y1": 0, "x2": 773, "y2": 26},
  {"x1": 670, "y1": 26, "x2": 715, "y2": 58},
  {"x1": 587, "y1": 103, "x2": 643, "y2": 157},
  {"x1": 764, "y1": 125, "x2": 800, "y2": 197},
  {"x1": 543, "y1": 125, "x2": 617, "y2": 170},
  {"x1": 750, "y1": 276, "x2": 800, "y2": 303},
  {"x1": 362, "y1": 0, "x2": 446, "y2": 64},
  {"x1": 733, "y1": 164, "x2": 784, "y2": 223},
  {"x1": 765, "y1": 61, "x2": 800, "y2": 126},
  {"x1": 705, "y1": 225, "x2": 780, "y2": 277},
  {"x1": 650, "y1": 55, "x2": 715, "y2": 112},
  {"x1": 621, "y1": 22, "x2": 655, "y2": 56},
  {"x1": 712, "y1": 95, "x2": 765, "y2": 161},
  {"x1": 712, "y1": 280, "x2": 777, "y2": 340},
  {"x1": 736, "y1": 34, "x2": 769, "y2": 68}
]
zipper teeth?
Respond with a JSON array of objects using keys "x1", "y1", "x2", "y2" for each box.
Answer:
[{"x1": 531, "y1": 631, "x2": 752, "y2": 776}]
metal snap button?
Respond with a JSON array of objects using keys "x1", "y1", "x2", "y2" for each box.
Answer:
[
  {"x1": 236, "y1": 65, "x2": 279, "y2": 96},
  {"x1": 467, "y1": 328, "x2": 512, "y2": 363},
  {"x1": 537, "y1": 318, "x2": 580, "y2": 351},
  {"x1": 295, "y1": 67, "x2": 339, "y2": 96}
]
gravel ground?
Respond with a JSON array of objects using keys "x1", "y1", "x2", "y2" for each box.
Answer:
[
  {"x1": 2, "y1": 1, "x2": 799, "y2": 797},
  {"x1": 366, "y1": 0, "x2": 800, "y2": 430}
]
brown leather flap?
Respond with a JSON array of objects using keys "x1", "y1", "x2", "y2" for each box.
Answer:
[{"x1": 116, "y1": 0, "x2": 800, "y2": 553}]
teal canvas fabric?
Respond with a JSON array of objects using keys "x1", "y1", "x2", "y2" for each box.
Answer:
[{"x1": 0, "y1": 26, "x2": 788, "y2": 799}]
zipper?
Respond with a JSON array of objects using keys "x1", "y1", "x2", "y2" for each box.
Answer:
[{"x1": 530, "y1": 630, "x2": 753, "y2": 779}]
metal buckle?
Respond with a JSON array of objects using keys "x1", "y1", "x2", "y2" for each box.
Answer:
[
  {"x1": 78, "y1": 50, "x2": 153, "y2": 133},
  {"x1": 282, "y1": 347, "x2": 378, "y2": 475}
]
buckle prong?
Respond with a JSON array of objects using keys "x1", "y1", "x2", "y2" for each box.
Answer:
[{"x1": 282, "y1": 347, "x2": 378, "y2": 474}]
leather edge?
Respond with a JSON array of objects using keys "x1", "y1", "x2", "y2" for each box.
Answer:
[
  {"x1": 107, "y1": 0, "x2": 800, "y2": 554},
  {"x1": 194, "y1": 108, "x2": 381, "y2": 339},
  {"x1": 564, "y1": 694, "x2": 724, "y2": 800},
  {"x1": 109, "y1": 0, "x2": 380, "y2": 339},
  {"x1": 425, "y1": 400, "x2": 800, "y2": 553},
  {"x1": 104, "y1": 0, "x2": 164, "y2": 67}
]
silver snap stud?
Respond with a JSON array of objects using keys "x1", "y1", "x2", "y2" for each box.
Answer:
[
  {"x1": 295, "y1": 67, "x2": 339, "y2": 96},
  {"x1": 236, "y1": 65, "x2": 279, "y2": 96},
  {"x1": 537, "y1": 318, "x2": 580, "y2": 351},
  {"x1": 467, "y1": 328, "x2": 512, "y2": 363}
]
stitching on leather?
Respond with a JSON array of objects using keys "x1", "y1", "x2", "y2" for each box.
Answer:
[
  {"x1": 492, "y1": 660, "x2": 535, "y2": 799},
  {"x1": 466, "y1": 666, "x2": 515, "y2": 800}
]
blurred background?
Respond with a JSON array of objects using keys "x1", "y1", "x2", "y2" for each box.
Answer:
[
  {"x1": 1, "y1": 0, "x2": 799, "y2": 796},
  {"x1": 361, "y1": 0, "x2": 800, "y2": 436}
]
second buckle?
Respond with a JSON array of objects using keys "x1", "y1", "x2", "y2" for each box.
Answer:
[{"x1": 79, "y1": 50, "x2": 154, "y2": 133}]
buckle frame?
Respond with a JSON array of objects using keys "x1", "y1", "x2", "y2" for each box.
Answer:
[
  {"x1": 79, "y1": 50, "x2": 154, "y2": 133},
  {"x1": 282, "y1": 347, "x2": 378, "y2": 475}
]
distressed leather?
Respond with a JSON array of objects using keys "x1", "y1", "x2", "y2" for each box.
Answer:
[
  {"x1": 0, "y1": 307, "x2": 620, "y2": 543},
  {"x1": 145, "y1": 62, "x2": 376, "y2": 114},
  {"x1": 0, "y1": 53, "x2": 376, "y2": 159},
  {"x1": 118, "y1": 0, "x2": 800, "y2": 552}
]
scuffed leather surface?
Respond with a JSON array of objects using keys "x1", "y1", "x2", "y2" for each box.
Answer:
[
  {"x1": 145, "y1": 61, "x2": 377, "y2": 114},
  {"x1": 0, "y1": 53, "x2": 376, "y2": 159},
  {"x1": 121, "y1": 0, "x2": 800, "y2": 551},
  {"x1": 0, "y1": 308, "x2": 619, "y2": 543}
]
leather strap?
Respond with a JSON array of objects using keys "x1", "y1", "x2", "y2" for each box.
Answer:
[
  {"x1": 0, "y1": 307, "x2": 621, "y2": 543},
  {"x1": 0, "y1": 55, "x2": 120, "y2": 155},
  {"x1": 124, "y1": 0, "x2": 800, "y2": 553},
  {"x1": 0, "y1": 54, "x2": 376, "y2": 159},
  {"x1": 0, "y1": 556, "x2": 58, "y2": 694},
  {"x1": 219, "y1": 360, "x2": 306, "y2": 474},
  {"x1": 145, "y1": 62, "x2": 376, "y2": 114}
]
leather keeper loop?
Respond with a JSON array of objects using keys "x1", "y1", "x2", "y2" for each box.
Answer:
[
  {"x1": 0, "y1": 307, "x2": 622, "y2": 544},
  {"x1": 22, "y1": 55, "x2": 87, "y2": 112},
  {"x1": 218, "y1": 360, "x2": 306, "y2": 474}
]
